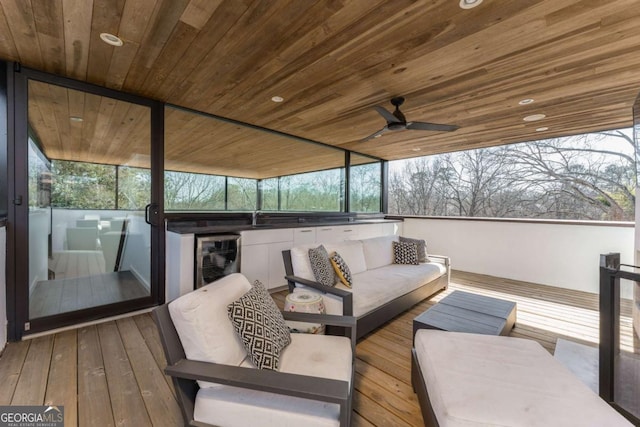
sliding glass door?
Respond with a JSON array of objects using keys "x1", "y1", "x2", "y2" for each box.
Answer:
[{"x1": 12, "y1": 70, "x2": 163, "y2": 336}]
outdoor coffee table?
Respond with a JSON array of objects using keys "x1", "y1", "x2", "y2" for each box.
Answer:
[{"x1": 413, "y1": 290, "x2": 516, "y2": 339}]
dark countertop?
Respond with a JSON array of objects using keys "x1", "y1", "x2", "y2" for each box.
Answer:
[{"x1": 166, "y1": 218, "x2": 402, "y2": 235}]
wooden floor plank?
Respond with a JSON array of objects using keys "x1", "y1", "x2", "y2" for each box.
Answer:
[
  {"x1": 11, "y1": 334, "x2": 53, "y2": 405},
  {"x1": 132, "y1": 313, "x2": 176, "y2": 395},
  {"x1": 116, "y1": 317, "x2": 183, "y2": 427},
  {"x1": 98, "y1": 321, "x2": 151, "y2": 427},
  {"x1": 44, "y1": 330, "x2": 78, "y2": 427},
  {"x1": 0, "y1": 340, "x2": 30, "y2": 405},
  {"x1": 77, "y1": 326, "x2": 115, "y2": 427},
  {"x1": 353, "y1": 390, "x2": 413, "y2": 427}
]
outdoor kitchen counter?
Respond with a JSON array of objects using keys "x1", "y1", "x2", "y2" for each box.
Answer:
[{"x1": 166, "y1": 218, "x2": 402, "y2": 234}]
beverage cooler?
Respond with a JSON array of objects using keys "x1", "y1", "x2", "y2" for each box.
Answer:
[{"x1": 195, "y1": 234, "x2": 241, "y2": 288}]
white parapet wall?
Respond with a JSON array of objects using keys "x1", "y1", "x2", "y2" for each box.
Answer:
[{"x1": 403, "y1": 217, "x2": 634, "y2": 297}]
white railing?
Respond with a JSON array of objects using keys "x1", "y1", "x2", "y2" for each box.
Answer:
[{"x1": 402, "y1": 216, "x2": 635, "y2": 297}]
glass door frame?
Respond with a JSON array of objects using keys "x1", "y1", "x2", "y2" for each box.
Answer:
[{"x1": 8, "y1": 66, "x2": 165, "y2": 339}]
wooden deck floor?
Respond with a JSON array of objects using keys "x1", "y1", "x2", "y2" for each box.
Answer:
[{"x1": 1, "y1": 270, "x2": 637, "y2": 426}]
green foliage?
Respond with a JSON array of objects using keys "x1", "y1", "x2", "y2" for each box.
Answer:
[{"x1": 51, "y1": 160, "x2": 116, "y2": 209}]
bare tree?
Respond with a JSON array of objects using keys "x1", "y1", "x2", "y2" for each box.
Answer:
[
  {"x1": 388, "y1": 129, "x2": 636, "y2": 220},
  {"x1": 504, "y1": 131, "x2": 635, "y2": 220}
]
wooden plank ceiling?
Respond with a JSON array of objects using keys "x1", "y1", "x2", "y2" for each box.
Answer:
[{"x1": 4, "y1": 0, "x2": 640, "y2": 177}]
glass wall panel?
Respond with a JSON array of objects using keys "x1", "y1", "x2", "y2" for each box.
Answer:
[
  {"x1": 51, "y1": 160, "x2": 115, "y2": 209},
  {"x1": 164, "y1": 106, "x2": 346, "y2": 212},
  {"x1": 280, "y1": 169, "x2": 343, "y2": 211},
  {"x1": 165, "y1": 170, "x2": 225, "y2": 211},
  {"x1": 227, "y1": 177, "x2": 257, "y2": 210},
  {"x1": 117, "y1": 166, "x2": 151, "y2": 210},
  {"x1": 350, "y1": 154, "x2": 381, "y2": 212},
  {"x1": 261, "y1": 178, "x2": 278, "y2": 210}
]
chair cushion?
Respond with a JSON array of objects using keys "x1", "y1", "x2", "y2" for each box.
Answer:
[
  {"x1": 195, "y1": 385, "x2": 340, "y2": 427},
  {"x1": 399, "y1": 236, "x2": 429, "y2": 263},
  {"x1": 193, "y1": 333, "x2": 352, "y2": 427},
  {"x1": 414, "y1": 330, "x2": 632, "y2": 427},
  {"x1": 393, "y1": 241, "x2": 419, "y2": 265},
  {"x1": 308, "y1": 245, "x2": 337, "y2": 287},
  {"x1": 227, "y1": 281, "x2": 291, "y2": 370},
  {"x1": 330, "y1": 252, "x2": 352, "y2": 288},
  {"x1": 169, "y1": 273, "x2": 251, "y2": 387},
  {"x1": 361, "y1": 234, "x2": 399, "y2": 270}
]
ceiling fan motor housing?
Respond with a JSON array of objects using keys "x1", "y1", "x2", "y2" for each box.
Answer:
[{"x1": 388, "y1": 122, "x2": 406, "y2": 130}]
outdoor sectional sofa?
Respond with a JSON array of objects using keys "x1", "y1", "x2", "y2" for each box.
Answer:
[{"x1": 283, "y1": 234, "x2": 450, "y2": 339}]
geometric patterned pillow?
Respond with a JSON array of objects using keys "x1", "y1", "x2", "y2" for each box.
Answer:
[
  {"x1": 330, "y1": 251, "x2": 353, "y2": 288},
  {"x1": 399, "y1": 236, "x2": 430, "y2": 263},
  {"x1": 308, "y1": 245, "x2": 337, "y2": 287},
  {"x1": 393, "y1": 241, "x2": 419, "y2": 265},
  {"x1": 227, "y1": 281, "x2": 291, "y2": 370}
]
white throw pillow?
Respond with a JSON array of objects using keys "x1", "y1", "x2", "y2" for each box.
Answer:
[{"x1": 169, "y1": 273, "x2": 251, "y2": 373}]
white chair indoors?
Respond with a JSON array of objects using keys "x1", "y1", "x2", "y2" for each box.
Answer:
[{"x1": 153, "y1": 273, "x2": 356, "y2": 427}]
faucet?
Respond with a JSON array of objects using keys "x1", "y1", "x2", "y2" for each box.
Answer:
[{"x1": 252, "y1": 210, "x2": 260, "y2": 226}]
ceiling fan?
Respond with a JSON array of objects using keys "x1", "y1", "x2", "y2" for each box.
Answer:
[{"x1": 362, "y1": 96, "x2": 459, "y2": 141}]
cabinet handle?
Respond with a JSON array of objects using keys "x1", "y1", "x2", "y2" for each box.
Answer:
[
  {"x1": 321, "y1": 228, "x2": 332, "y2": 231},
  {"x1": 344, "y1": 229, "x2": 353, "y2": 232},
  {"x1": 299, "y1": 230, "x2": 312, "y2": 233}
]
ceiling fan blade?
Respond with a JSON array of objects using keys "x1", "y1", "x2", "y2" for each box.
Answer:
[
  {"x1": 407, "y1": 121, "x2": 459, "y2": 132},
  {"x1": 361, "y1": 126, "x2": 389, "y2": 142},
  {"x1": 374, "y1": 105, "x2": 402, "y2": 124}
]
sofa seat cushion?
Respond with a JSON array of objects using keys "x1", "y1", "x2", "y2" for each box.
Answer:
[
  {"x1": 301, "y1": 262, "x2": 446, "y2": 317},
  {"x1": 414, "y1": 330, "x2": 632, "y2": 427},
  {"x1": 193, "y1": 333, "x2": 352, "y2": 427}
]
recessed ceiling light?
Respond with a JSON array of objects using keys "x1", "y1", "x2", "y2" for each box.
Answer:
[
  {"x1": 271, "y1": 96, "x2": 284, "y2": 103},
  {"x1": 518, "y1": 98, "x2": 535, "y2": 105},
  {"x1": 100, "y1": 32, "x2": 123, "y2": 47},
  {"x1": 69, "y1": 116, "x2": 83, "y2": 122},
  {"x1": 535, "y1": 127, "x2": 549, "y2": 132},
  {"x1": 412, "y1": 147, "x2": 421, "y2": 152},
  {"x1": 523, "y1": 114, "x2": 546, "y2": 122},
  {"x1": 374, "y1": 134, "x2": 382, "y2": 138},
  {"x1": 459, "y1": 0, "x2": 483, "y2": 9}
]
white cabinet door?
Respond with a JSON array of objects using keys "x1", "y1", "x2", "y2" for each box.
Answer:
[
  {"x1": 316, "y1": 225, "x2": 357, "y2": 243},
  {"x1": 267, "y1": 241, "x2": 292, "y2": 289},
  {"x1": 356, "y1": 223, "x2": 383, "y2": 239},
  {"x1": 240, "y1": 244, "x2": 269, "y2": 285},
  {"x1": 241, "y1": 228, "x2": 293, "y2": 245},
  {"x1": 334, "y1": 225, "x2": 358, "y2": 241},
  {"x1": 293, "y1": 228, "x2": 316, "y2": 245}
]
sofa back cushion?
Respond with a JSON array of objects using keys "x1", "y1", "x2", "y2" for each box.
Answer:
[
  {"x1": 361, "y1": 235, "x2": 399, "y2": 270},
  {"x1": 329, "y1": 240, "x2": 367, "y2": 274},
  {"x1": 290, "y1": 243, "x2": 318, "y2": 280},
  {"x1": 169, "y1": 273, "x2": 250, "y2": 370},
  {"x1": 290, "y1": 240, "x2": 367, "y2": 278}
]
